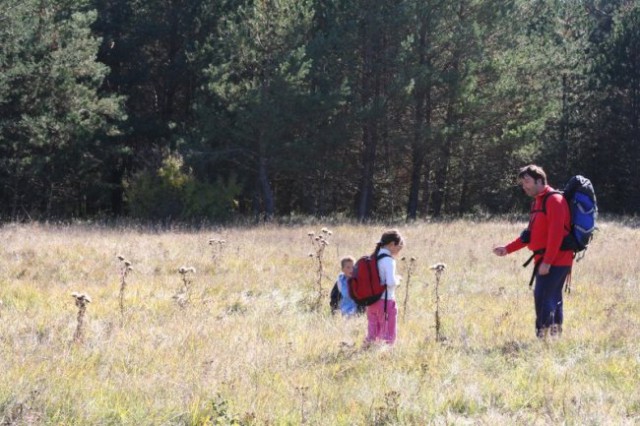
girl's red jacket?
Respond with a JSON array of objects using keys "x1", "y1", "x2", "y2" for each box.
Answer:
[{"x1": 506, "y1": 185, "x2": 574, "y2": 266}]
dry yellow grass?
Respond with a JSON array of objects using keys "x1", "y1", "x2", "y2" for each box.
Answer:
[{"x1": 0, "y1": 220, "x2": 639, "y2": 425}]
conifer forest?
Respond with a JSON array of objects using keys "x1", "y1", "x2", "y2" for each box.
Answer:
[{"x1": 1, "y1": 0, "x2": 639, "y2": 222}]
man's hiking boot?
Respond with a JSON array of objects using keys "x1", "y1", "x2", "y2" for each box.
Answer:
[{"x1": 536, "y1": 327, "x2": 549, "y2": 340}]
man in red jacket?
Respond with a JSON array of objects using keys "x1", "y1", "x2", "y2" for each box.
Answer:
[{"x1": 493, "y1": 165, "x2": 572, "y2": 339}]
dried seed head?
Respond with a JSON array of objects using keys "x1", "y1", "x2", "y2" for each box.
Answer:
[
  {"x1": 430, "y1": 263, "x2": 447, "y2": 272},
  {"x1": 401, "y1": 256, "x2": 406, "y2": 261},
  {"x1": 124, "y1": 260, "x2": 132, "y2": 267},
  {"x1": 308, "y1": 253, "x2": 314, "y2": 257},
  {"x1": 307, "y1": 232, "x2": 315, "y2": 237},
  {"x1": 117, "y1": 255, "x2": 125, "y2": 261},
  {"x1": 179, "y1": 266, "x2": 196, "y2": 274},
  {"x1": 411, "y1": 257, "x2": 417, "y2": 262},
  {"x1": 71, "y1": 292, "x2": 91, "y2": 303},
  {"x1": 321, "y1": 227, "x2": 329, "y2": 234},
  {"x1": 327, "y1": 231, "x2": 333, "y2": 236}
]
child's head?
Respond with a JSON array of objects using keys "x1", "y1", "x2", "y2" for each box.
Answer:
[
  {"x1": 377, "y1": 229, "x2": 404, "y2": 256},
  {"x1": 341, "y1": 256, "x2": 355, "y2": 277}
]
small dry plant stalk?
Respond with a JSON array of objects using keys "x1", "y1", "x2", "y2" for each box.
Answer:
[
  {"x1": 173, "y1": 266, "x2": 196, "y2": 308},
  {"x1": 71, "y1": 292, "x2": 91, "y2": 344},
  {"x1": 371, "y1": 390, "x2": 400, "y2": 425},
  {"x1": 400, "y1": 256, "x2": 417, "y2": 322},
  {"x1": 208, "y1": 238, "x2": 227, "y2": 266},
  {"x1": 430, "y1": 262, "x2": 447, "y2": 342},
  {"x1": 307, "y1": 227, "x2": 332, "y2": 310},
  {"x1": 117, "y1": 255, "x2": 133, "y2": 326},
  {"x1": 295, "y1": 385, "x2": 309, "y2": 424},
  {"x1": 4, "y1": 389, "x2": 41, "y2": 425}
]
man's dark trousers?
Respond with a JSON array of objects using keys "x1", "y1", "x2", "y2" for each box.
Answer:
[{"x1": 534, "y1": 265, "x2": 571, "y2": 333}]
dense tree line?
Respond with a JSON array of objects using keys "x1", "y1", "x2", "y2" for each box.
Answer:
[{"x1": 1, "y1": 0, "x2": 638, "y2": 222}]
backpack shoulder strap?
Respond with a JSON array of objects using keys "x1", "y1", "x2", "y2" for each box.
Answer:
[
  {"x1": 538, "y1": 190, "x2": 571, "y2": 234},
  {"x1": 376, "y1": 253, "x2": 391, "y2": 287},
  {"x1": 539, "y1": 190, "x2": 563, "y2": 214},
  {"x1": 376, "y1": 253, "x2": 391, "y2": 312}
]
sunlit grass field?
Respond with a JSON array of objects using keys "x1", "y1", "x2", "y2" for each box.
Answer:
[{"x1": 1, "y1": 220, "x2": 639, "y2": 425}]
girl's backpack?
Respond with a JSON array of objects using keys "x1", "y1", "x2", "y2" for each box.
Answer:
[{"x1": 348, "y1": 253, "x2": 390, "y2": 306}]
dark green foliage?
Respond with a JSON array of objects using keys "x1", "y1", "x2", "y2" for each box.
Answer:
[
  {"x1": 124, "y1": 154, "x2": 241, "y2": 221},
  {"x1": 1, "y1": 0, "x2": 640, "y2": 221},
  {"x1": 0, "y1": 0, "x2": 124, "y2": 219}
]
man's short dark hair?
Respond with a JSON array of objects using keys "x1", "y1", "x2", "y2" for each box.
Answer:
[{"x1": 518, "y1": 164, "x2": 547, "y2": 185}]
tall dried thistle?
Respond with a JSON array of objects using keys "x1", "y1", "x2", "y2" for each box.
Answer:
[
  {"x1": 295, "y1": 385, "x2": 309, "y2": 424},
  {"x1": 71, "y1": 292, "x2": 91, "y2": 344},
  {"x1": 173, "y1": 266, "x2": 196, "y2": 307},
  {"x1": 307, "y1": 228, "x2": 332, "y2": 310},
  {"x1": 117, "y1": 255, "x2": 133, "y2": 326},
  {"x1": 401, "y1": 256, "x2": 417, "y2": 322},
  {"x1": 208, "y1": 238, "x2": 227, "y2": 267},
  {"x1": 430, "y1": 263, "x2": 447, "y2": 342}
]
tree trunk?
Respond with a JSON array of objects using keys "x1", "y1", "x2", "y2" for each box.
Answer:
[
  {"x1": 431, "y1": 140, "x2": 449, "y2": 217},
  {"x1": 357, "y1": 122, "x2": 377, "y2": 221},
  {"x1": 560, "y1": 72, "x2": 570, "y2": 170},
  {"x1": 258, "y1": 136, "x2": 275, "y2": 221},
  {"x1": 432, "y1": 78, "x2": 457, "y2": 217},
  {"x1": 406, "y1": 142, "x2": 423, "y2": 220},
  {"x1": 432, "y1": 0, "x2": 465, "y2": 217},
  {"x1": 458, "y1": 136, "x2": 473, "y2": 215},
  {"x1": 11, "y1": 175, "x2": 19, "y2": 220},
  {"x1": 421, "y1": 159, "x2": 432, "y2": 216},
  {"x1": 356, "y1": 6, "x2": 379, "y2": 222},
  {"x1": 407, "y1": 11, "x2": 432, "y2": 220}
]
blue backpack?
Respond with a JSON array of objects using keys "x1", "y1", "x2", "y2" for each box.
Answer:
[
  {"x1": 542, "y1": 175, "x2": 597, "y2": 253},
  {"x1": 523, "y1": 175, "x2": 597, "y2": 290}
]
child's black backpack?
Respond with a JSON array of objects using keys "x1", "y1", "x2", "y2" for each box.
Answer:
[
  {"x1": 330, "y1": 281, "x2": 366, "y2": 314},
  {"x1": 329, "y1": 282, "x2": 341, "y2": 314}
]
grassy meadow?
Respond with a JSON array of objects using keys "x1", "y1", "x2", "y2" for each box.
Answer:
[{"x1": 0, "y1": 220, "x2": 639, "y2": 425}]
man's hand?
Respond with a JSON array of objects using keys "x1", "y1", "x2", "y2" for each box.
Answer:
[
  {"x1": 538, "y1": 262, "x2": 551, "y2": 275},
  {"x1": 493, "y1": 246, "x2": 507, "y2": 257}
]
